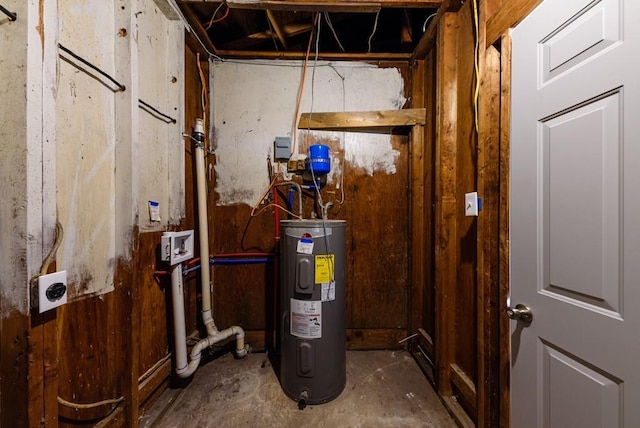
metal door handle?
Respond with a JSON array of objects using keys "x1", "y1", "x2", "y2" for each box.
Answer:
[{"x1": 506, "y1": 304, "x2": 533, "y2": 324}]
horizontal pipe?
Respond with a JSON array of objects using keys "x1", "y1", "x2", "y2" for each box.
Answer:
[
  {"x1": 214, "y1": 258, "x2": 270, "y2": 265},
  {"x1": 215, "y1": 252, "x2": 272, "y2": 258}
]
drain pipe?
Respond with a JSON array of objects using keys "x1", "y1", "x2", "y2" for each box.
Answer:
[{"x1": 171, "y1": 118, "x2": 246, "y2": 378}]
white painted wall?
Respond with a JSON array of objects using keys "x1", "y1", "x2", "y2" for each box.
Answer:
[
  {"x1": 0, "y1": 0, "x2": 188, "y2": 301},
  {"x1": 53, "y1": 0, "x2": 185, "y2": 297},
  {"x1": 212, "y1": 60, "x2": 406, "y2": 206},
  {"x1": 56, "y1": 0, "x2": 117, "y2": 295}
]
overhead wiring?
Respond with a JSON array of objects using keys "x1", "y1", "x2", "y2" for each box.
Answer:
[
  {"x1": 367, "y1": 10, "x2": 381, "y2": 53},
  {"x1": 472, "y1": 0, "x2": 480, "y2": 133},
  {"x1": 205, "y1": 1, "x2": 229, "y2": 30},
  {"x1": 290, "y1": 12, "x2": 319, "y2": 157},
  {"x1": 323, "y1": 12, "x2": 345, "y2": 52}
]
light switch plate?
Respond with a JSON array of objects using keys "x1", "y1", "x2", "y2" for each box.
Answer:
[
  {"x1": 38, "y1": 270, "x2": 67, "y2": 313},
  {"x1": 465, "y1": 192, "x2": 479, "y2": 216}
]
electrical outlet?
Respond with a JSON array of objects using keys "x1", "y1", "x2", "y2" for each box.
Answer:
[{"x1": 38, "y1": 270, "x2": 67, "y2": 313}]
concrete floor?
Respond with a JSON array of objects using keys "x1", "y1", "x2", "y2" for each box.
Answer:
[{"x1": 142, "y1": 350, "x2": 456, "y2": 428}]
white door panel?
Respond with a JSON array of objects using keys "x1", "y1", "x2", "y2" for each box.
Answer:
[{"x1": 511, "y1": 0, "x2": 640, "y2": 426}]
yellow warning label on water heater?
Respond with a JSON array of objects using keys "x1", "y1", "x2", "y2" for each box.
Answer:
[{"x1": 315, "y1": 255, "x2": 334, "y2": 284}]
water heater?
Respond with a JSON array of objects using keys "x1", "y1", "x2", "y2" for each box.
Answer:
[{"x1": 279, "y1": 219, "x2": 346, "y2": 407}]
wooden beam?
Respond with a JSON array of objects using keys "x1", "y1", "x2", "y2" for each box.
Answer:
[
  {"x1": 266, "y1": 10, "x2": 289, "y2": 50},
  {"x1": 298, "y1": 108, "x2": 426, "y2": 130},
  {"x1": 179, "y1": 3, "x2": 219, "y2": 55},
  {"x1": 218, "y1": 22, "x2": 313, "y2": 50},
  {"x1": 412, "y1": 0, "x2": 449, "y2": 59},
  {"x1": 485, "y1": 0, "x2": 541, "y2": 47},
  {"x1": 215, "y1": 49, "x2": 412, "y2": 61},
  {"x1": 180, "y1": 0, "x2": 444, "y2": 11}
]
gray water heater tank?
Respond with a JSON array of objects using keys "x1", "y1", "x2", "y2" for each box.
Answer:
[{"x1": 280, "y1": 219, "x2": 346, "y2": 406}]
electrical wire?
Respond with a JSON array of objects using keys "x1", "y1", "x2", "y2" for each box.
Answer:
[
  {"x1": 196, "y1": 53, "x2": 209, "y2": 152},
  {"x1": 290, "y1": 13, "x2": 319, "y2": 157},
  {"x1": 205, "y1": 1, "x2": 229, "y2": 30},
  {"x1": 472, "y1": 0, "x2": 480, "y2": 133},
  {"x1": 422, "y1": 12, "x2": 437, "y2": 32},
  {"x1": 367, "y1": 10, "x2": 381, "y2": 54},
  {"x1": 57, "y1": 395, "x2": 124, "y2": 410},
  {"x1": 265, "y1": 11, "x2": 280, "y2": 51},
  {"x1": 323, "y1": 12, "x2": 345, "y2": 52}
]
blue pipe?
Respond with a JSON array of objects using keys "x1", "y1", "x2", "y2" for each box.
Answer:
[{"x1": 288, "y1": 188, "x2": 295, "y2": 219}]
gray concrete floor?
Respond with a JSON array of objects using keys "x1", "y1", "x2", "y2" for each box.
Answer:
[{"x1": 142, "y1": 350, "x2": 456, "y2": 428}]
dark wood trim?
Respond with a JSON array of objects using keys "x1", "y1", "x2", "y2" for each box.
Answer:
[
  {"x1": 138, "y1": 358, "x2": 172, "y2": 404},
  {"x1": 476, "y1": 35, "x2": 502, "y2": 428},
  {"x1": 441, "y1": 395, "x2": 476, "y2": 428},
  {"x1": 450, "y1": 363, "x2": 477, "y2": 415},
  {"x1": 498, "y1": 31, "x2": 513, "y2": 428},
  {"x1": 434, "y1": 11, "x2": 458, "y2": 397}
]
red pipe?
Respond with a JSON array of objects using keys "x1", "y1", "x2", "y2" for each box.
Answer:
[
  {"x1": 215, "y1": 252, "x2": 271, "y2": 258},
  {"x1": 273, "y1": 186, "x2": 280, "y2": 350}
]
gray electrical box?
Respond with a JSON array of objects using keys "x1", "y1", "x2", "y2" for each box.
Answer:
[{"x1": 274, "y1": 136, "x2": 291, "y2": 160}]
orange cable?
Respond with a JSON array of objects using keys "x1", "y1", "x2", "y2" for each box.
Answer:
[{"x1": 290, "y1": 13, "x2": 319, "y2": 157}]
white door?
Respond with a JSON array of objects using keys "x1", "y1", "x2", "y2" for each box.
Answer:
[{"x1": 510, "y1": 0, "x2": 640, "y2": 426}]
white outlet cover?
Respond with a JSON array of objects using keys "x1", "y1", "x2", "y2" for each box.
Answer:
[
  {"x1": 465, "y1": 192, "x2": 479, "y2": 216},
  {"x1": 38, "y1": 270, "x2": 67, "y2": 313}
]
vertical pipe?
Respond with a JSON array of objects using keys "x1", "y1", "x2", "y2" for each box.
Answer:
[
  {"x1": 171, "y1": 264, "x2": 189, "y2": 374},
  {"x1": 194, "y1": 118, "x2": 217, "y2": 335},
  {"x1": 273, "y1": 186, "x2": 280, "y2": 350}
]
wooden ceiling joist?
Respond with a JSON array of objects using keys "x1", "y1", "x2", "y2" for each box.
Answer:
[
  {"x1": 180, "y1": 0, "x2": 444, "y2": 12},
  {"x1": 217, "y1": 50, "x2": 413, "y2": 60},
  {"x1": 411, "y1": 0, "x2": 449, "y2": 59},
  {"x1": 266, "y1": 10, "x2": 289, "y2": 49},
  {"x1": 298, "y1": 108, "x2": 426, "y2": 131}
]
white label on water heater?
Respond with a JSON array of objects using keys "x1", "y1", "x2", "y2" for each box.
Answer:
[
  {"x1": 297, "y1": 238, "x2": 314, "y2": 254},
  {"x1": 321, "y1": 282, "x2": 335, "y2": 302},
  {"x1": 290, "y1": 298, "x2": 322, "y2": 339}
]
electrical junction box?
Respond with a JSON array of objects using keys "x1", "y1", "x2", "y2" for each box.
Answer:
[
  {"x1": 161, "y1": 230, "x2": 195, "y2": 265},
  {"x1": 465, "y1": 192, "x2": 479, "y2": 216},
  {"x1": 38, "y1": 270, "x2": 67, "y2": 313},
  {"x1": 274, "y1": 136, "x2": 291, "y2": 161}
]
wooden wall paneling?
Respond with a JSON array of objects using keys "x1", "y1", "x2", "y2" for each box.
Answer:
[
  {"x1": 499, "y1": 31, "x2": 513, "y2": 428},
  {"x1": 136, "y1": 231, "x2": 170, "y2": 389},
  {"x1": 57, "y1": 261, "x2": 131, "y2": 426},
  {"x1": 1, "y1": 314, "x2": 30, "y2": 426},
  {"x1": 485, "y1": 0, "x2": 541, "y2": 48},
  {"x1": 452, "y1": 4, "x2": 478, "y2": 404},
  {"x1": 410, "y1": 59, "x2": 426, "y2": 336},
  {"x1": 476, "y1": 19, "x2": 502, "y2": 428},
  {"x1": 434, "y1": 11, "x2": 458, "y2": 397}
]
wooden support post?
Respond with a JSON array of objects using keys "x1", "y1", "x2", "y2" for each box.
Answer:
[
  {"x1": 409, "y1": 60, "x2": 426, "y2": 336},
  {"x1": 476, "y1": 30, "x2": 502, "y2": 428},
  {"x1": 434, "y1": 11, "x2": 458, "y2": 397},
  {"x1": 498, "y1": 31, "x2": 513, "y2": 428}
]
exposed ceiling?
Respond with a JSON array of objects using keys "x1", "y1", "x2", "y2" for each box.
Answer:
[{"x1": 176, "y1": 1, "x2": 460, "y2": 61}]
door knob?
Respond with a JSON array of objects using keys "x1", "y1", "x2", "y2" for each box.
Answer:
[{"x1": 506, "y1": 304, "x2": 533, "y2": 324}]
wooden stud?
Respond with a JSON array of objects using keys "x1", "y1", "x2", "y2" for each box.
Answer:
[
  {"x1": 409, "y1": 60, "x2": 426, "y2": 337},
  {"x1": 434, "y1": 11, "x2": 458, "y2": 397},
  {"x1": 499, "y1": 31, "x2": 513, "y2": 428},
  {"x1": 476, "y1": 31, "x2": 502, "y2": 428},
  {"x1": 298, "y1": 108, "x2": 426, "y2": 130}
]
